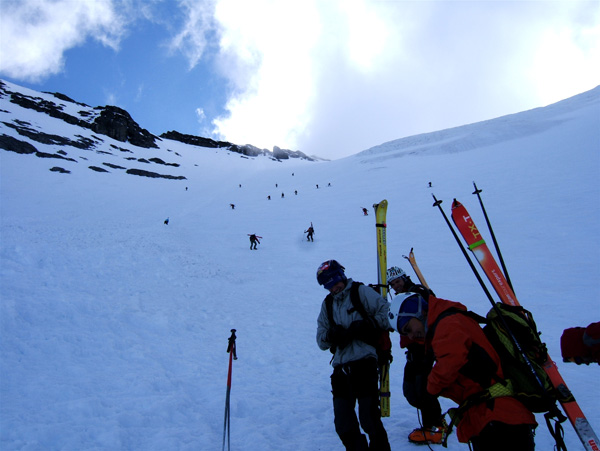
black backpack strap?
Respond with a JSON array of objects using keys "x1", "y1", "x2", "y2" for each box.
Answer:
[
  {"x1": 427, "y1": 307, "x2": 500, "y2": 386},
  {"x1": 427, "y1": 308, "x2": 487, "y2": 339},
  {"x1": 349, "y1": 282, "x2": 367, "y2": 318},
  {"x1": 324, "y1": 281, "x2": 368, "y2": 327},
  {"x1": 324, "y1": 293, "x2": 335, "y2": 327}
]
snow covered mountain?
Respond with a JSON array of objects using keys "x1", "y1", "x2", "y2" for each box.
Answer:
[
  {"x1": 1, "y1": 80, "x2": 599, "y2": 450},
  {"x1": 0, "y1": 79, "x2": 315, "y2": 181}
]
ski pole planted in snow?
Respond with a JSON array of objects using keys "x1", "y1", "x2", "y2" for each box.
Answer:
[{"x1": 222, "y1": 329, "x2": 237, "y2": 451}]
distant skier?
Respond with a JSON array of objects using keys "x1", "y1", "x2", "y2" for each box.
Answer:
[
  {"x1": 249, "y1": 234, "x2": 261, "y2": 250},
  {"x1": 362, "y1": 208, "x2": 369, "y2": 216},
  {"x1": 294, "y1": 190, "x2": 298, "y2": 195},
  {"x1": 305, "y1": 223, "x2": 315, "y2": 242},
  {"x1": 267, "y1": 195, "x2": 271, "y2": 200},
  {"x1": 428, "y1": 182, "x2": 432, "y2": 188},
  {"x1": 164, "y1": 217, "x2": 169, "y2": 225},
  {"x1": 230, "y1": 203, "x2": 235, "y2": 209},
  {"x1": 281, "y1": 192, "x2": 285, "y2": 198}
]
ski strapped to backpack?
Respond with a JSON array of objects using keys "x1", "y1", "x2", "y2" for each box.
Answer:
[
  {"x1": 324, "y1": 281, "x2": 393, "y2": 410},
  {"x1": 403, "y1": 247, "x2": 431, "y2": 290},
  {"x1": 432, "y1": 193, "x2": 598, "y2": 451},
  {"x1": 427, "y1": 303, "x2": 566, "y2": 448}
]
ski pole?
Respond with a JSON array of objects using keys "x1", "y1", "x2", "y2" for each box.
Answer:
[
  {"x1": 472, "y1": 181, "x2": 514, "y2": 292},
  {"x1": 432, "y1": 195, "x2": 497, "y2": 304},
  {"x1": 432, "y1": 195, "x2": 559, "y2": 406},
  {"x1": 223, "y1": 329, "x2": 237, "y2": 451}
]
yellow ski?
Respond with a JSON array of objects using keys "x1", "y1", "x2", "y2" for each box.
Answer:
[{"x1": 373, "y1": 200, "x2": 390, "y2": 417}]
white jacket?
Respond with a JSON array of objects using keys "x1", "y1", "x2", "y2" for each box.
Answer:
[{"x1": 316, "y1": 279, "x2": 390, "y2": 367}]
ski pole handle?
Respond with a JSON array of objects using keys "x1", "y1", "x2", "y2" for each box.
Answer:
[{"x1": 227, "y1": 329, "x2": 237, "y2": 360}]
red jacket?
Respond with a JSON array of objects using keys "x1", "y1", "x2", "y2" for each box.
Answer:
[{"x1": 426, "y1": 297, "x2": 536, "y2": 442}]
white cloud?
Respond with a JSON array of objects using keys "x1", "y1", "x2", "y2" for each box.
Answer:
[
  {"x1": 195, "y1": 107, "x2": 206, "y2": 123},
  {"x1": 4, "y1": 0, "x2": 597, "y2": 159},
  {"x1": 168, "y1": 0, "x2": 218, "y2": 69},
  {"x1": 174, "y1": 0, "x2": 600, "y2": 158},
  {"x1": 527, "y1": 3, "x2": 600, "y2": 105},
  {"x1": 0, "y1": 0, "x2": 126, "y2": 82}
]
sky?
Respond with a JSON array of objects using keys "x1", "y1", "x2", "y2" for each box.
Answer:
[
  {"x1": 1, "y1": 78, "x2": 599, "y2": 450},
  {"x1": 1, "y1": 0, "x2": 599, "y2": 160}
]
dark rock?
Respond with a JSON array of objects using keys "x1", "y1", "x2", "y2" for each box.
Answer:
[
  {"x1": 35, "y1": 151, "x2": 77, "y2": 161},
  {"x1": 50, "y1": 166, "x2": 70, "y2": 173},
  {"x1": 149, "y1": 157, "x2": 179, "y2": 167},
  {"x1": 0, "y1": 133, "x2": 37, "y2": 154},
  {"x1": 2, "y1": 121, "x2": 97, "y2": 149},
  {"x1": 89, "y1": 166, "x2": 109, "y2": 172},
  {"x1": 126, "y1": 168, "x2": 186, "y2": 180},
  {"x1": 92, "y1": 106, "x2": 158, "y2": 148},
  {"x1": 160, "y1": 130, "x2": 223, "y2": 148},
  {"x1": 7, "y1": 89, "x2": 92, "y2": 129},
  {"x1": 103, "y1": 162, "x2": 126, "y2": 170}
]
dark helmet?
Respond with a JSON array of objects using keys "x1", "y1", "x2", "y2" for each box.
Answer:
[{"x1": 316, "y1": 260, "x2": 347, "y2": 290}]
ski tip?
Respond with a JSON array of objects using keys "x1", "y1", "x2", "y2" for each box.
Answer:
[{"x1": 451, "y1": 199, "x2": 462, "y2": 208}]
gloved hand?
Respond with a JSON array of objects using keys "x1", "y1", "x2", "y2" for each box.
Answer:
[
  {"x1": 327, "y1": 325, "x2": 352, "y2": 349},
  {"x1": 348, "y1": 320, "x2": 375, "y2": 343}
]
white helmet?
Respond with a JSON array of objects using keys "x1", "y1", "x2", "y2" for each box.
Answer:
[
  {"x1": 388, "y1": 292, "x2": 428, "y2": 332},
  {"x1": 387, "y1": 266, "x2": 407, "y2": 283}
]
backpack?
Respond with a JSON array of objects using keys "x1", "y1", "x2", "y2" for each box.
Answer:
[
  {"x1": 429, "y1": 302, "x2": 567, "y2": 449},
  {"x1": 429, "y1": 302, "x2": 560, "y2": 412},
  {"x1": 324, "y1": 281, "x2": 392, "y2": 366}
]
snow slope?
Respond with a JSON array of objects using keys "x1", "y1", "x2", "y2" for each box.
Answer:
[{"x1": 1, "y1": 82, "x2": 599, "y2": 450}]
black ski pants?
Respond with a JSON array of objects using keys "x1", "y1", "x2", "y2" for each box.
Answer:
[
  {"x1": 402, "y1": 347, "x2": 442, "y2": 428},
  {"x1": 331, "y1": 358, "x2": 390, "y2": 451},
  {"x1": 470, "y1": 421, "x2": 536, "y2": 451}
]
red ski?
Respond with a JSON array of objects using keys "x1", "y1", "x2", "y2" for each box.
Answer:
[
  {"x1": 451, "y1": 198, "x2": 599, "y2": 451},
  {"x1": 451, "y1": 200, "x2": 518, "y2": 306}
]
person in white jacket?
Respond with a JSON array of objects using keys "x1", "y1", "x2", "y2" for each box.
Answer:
[{"x1": 316, "y1": 260, "x2": 391, "y2": 451}]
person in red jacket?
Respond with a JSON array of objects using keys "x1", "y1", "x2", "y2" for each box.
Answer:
[
  {"x1": 561, "y1": 321, "x2": 600, "y2": 365},
  {"x1": 388, "y1": 293, "x2": 537, "y2": 450}
]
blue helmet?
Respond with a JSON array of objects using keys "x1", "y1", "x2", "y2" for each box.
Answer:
[
  {"x1": 388, "y1": 292, "x2": 428, "y2": 333},
  {"x1": 317, "y1": 260, "x2": 347, "y2": 290}
]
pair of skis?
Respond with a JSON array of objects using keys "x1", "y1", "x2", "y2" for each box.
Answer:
[
  {"x1": 433, "y1": 184, "x2": 598, "y2": 451},
  {"x1": 374, "y1": 200, "x2": 391, "y2": 418}
]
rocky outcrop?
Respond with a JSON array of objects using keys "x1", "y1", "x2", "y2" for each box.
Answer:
[
  {"x1": 161, "y1": 130, "x2": 315, "y2": 161},
  {"x1": 126, "y1": 168, "x2": 187, "y2": 180},
  {"x1": 0, "y1": 133, "x2": 38, "y2": 154},
  {"x1": 160, "y1": 131, "x2": 225, "y2": 149},
  {"x1": 1, "y1": 81, "x2": 159, "y2": 149},
  {"x1": 1, "y1": 81, "x2": 92, "y2": 129},
  {"x1": 91, "y1": 106, "x2": 158, "y2": 148}
]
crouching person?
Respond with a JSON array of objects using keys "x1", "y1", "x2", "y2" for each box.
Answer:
[
  {"x1": 316, "y1": 260, "x2": 391, "y2": 451},
  {"x1": 388, "y1": 293, "x2": 537, "y2": 451}
]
